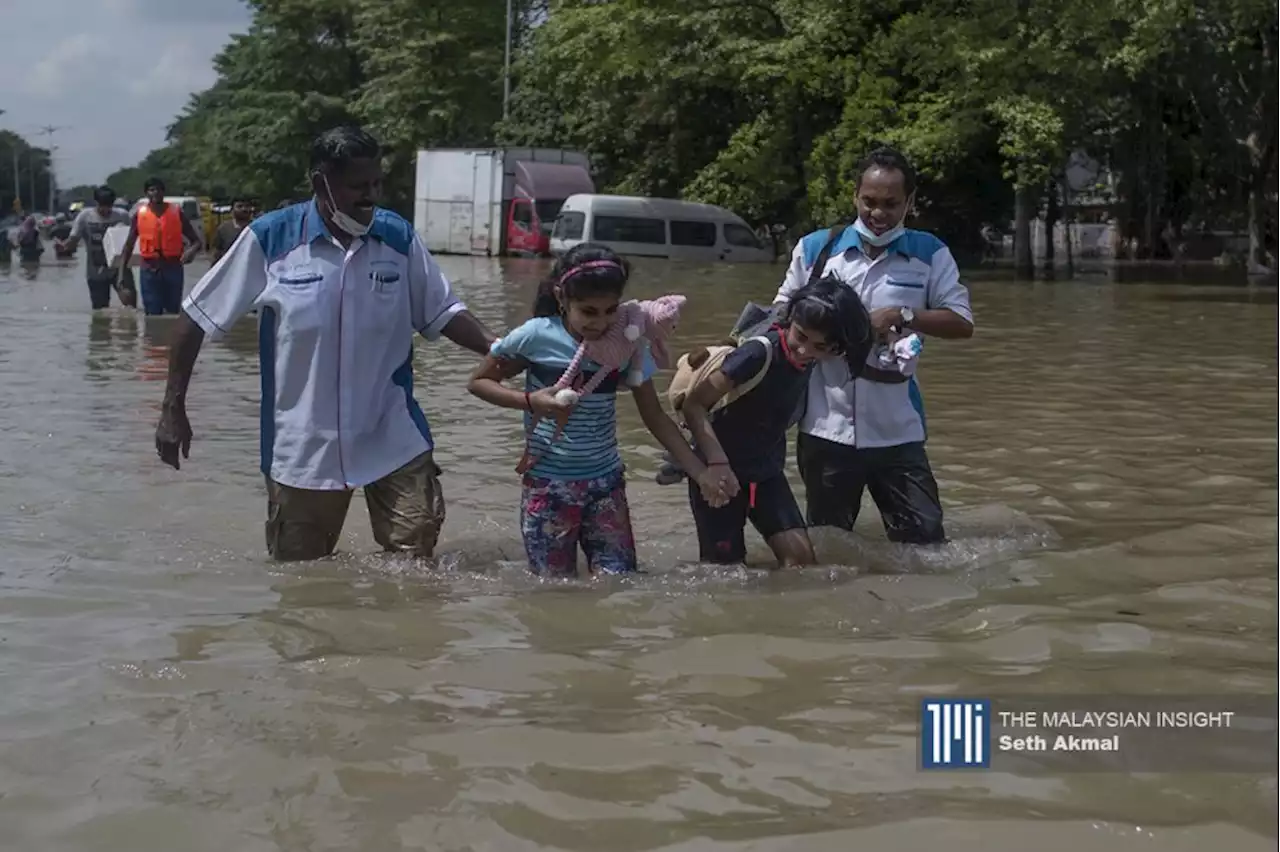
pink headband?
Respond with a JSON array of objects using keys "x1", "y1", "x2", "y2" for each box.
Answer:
[{"x1": 558, "y1": 259, "x2": 623, "y2": 286}]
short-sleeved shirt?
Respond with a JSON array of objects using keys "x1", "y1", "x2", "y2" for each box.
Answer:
[
  {"x1": 773, "y1": 225, "x2": 974, "y2": 449},
  {"x1": 71, "y1": 207, "x2": 132, "y2": 275},
  {"x1": 182, "y1": 199, "x2": 466, "y2": 490},
  {"x1": 491, "y1": 316, "x2": 656, "y2": 482},
  {"x1": 212, "y1": 220, "x2": 247, "y2": 258},
  {"x1": 708, "y1": 328, "x2": 811, "y2": 481}
]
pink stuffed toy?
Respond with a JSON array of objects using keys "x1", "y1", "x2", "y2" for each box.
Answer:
[{"x1": 515, "y1": 295, "x2": 686, "y2": 474}]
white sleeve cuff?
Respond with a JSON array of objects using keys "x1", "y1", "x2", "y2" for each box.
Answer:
[{"x1": 182, "y1": 298, "x2": 228, "y2": 341}]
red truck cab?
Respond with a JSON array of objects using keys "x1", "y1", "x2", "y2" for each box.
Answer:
[{"x1": 505, "y1": 162, "x2": 595, "y2": 256}]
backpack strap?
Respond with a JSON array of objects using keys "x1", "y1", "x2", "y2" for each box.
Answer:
[
  {"x1": 807, "y1": 224, "x2": 848, "y2": 286},
  {"x1": 712, "y1": 335, "x2": 773, "y2": 415}
]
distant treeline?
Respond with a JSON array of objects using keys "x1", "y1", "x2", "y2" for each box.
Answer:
[{"x1": 106, "y1": 0, "x2": 1276, "y2": 271}]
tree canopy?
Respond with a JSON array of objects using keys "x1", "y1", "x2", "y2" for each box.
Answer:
[{"x1": 105, "y1": 0, "x2": 1277, "y2": 269}]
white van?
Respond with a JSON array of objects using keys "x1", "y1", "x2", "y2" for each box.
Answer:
[{"x1": 550, "y1": 194, "x2": 774, "y2": 263}]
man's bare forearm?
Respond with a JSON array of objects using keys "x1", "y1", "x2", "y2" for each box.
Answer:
[
  {"x1": 442, "y1": 310, "x2": 498, "y2": 356},
  {"x1": 913, "y1": 309, "x2": 974, "y2": 339},
  {"x1": 163, "y1": 313, "x2": 206, "y2": 408}
]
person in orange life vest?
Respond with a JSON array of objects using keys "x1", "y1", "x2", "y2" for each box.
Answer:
[{"x1": 117, "y1": 177, "x2": 203, "y2": 316}]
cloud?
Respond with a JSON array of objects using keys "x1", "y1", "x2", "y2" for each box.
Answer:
[
  {"x1": 0, "y1": 0, "x2": 251, "y2": 186},
  {"x1": 27, "y1": 34, "x2": 104, "y2": 97},
  {"x1": 128, "y1": 42, "x2": 220, "y2": 98}
]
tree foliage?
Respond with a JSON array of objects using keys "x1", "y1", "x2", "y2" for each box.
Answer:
[
  {"x1": 107, "y1": 0, "x2": 1277, "y2": 267},
  {"x1": 0, "y1": 131, "x2": 54, "y2": 215}
]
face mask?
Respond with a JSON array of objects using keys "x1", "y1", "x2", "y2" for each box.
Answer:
[
  {"x1": 853, "y1": 194, "x2": 914, "y2": 248},
  {"x1": 321, "y1": 174, "x2": 372, "y2": 237}
]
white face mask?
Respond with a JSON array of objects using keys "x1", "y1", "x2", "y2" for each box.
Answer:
[
  {"x1": 853, "y1": 195, "x2": 914, "y2": 248},
  {"x1": 321, "y1": 174, "x2": 372, "y2": 237}
]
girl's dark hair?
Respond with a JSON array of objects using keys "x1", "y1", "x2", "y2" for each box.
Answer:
[
  {"x1": 780, "y1": 275, "x2": 874, "y2": 375},
  {"x1": 532, "y1": 242, "x2": 631, "y2": 317}
]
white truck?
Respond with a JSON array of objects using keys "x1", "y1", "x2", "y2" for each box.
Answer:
[{"x1": 413, "y1": 147, "x2": 594, "y2": 257}]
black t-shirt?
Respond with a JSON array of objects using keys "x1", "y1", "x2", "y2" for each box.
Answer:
[{"x1": 706, "y1": 327, "x2": 811, "y2": 481}]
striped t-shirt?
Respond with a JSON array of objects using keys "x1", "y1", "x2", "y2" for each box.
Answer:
[{"x1": 491, "y1": 316, "x2": 657, "y2": 481}]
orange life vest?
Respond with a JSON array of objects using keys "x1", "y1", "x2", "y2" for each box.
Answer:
[{"x1": 137, "y1": 203, "x2": 185, "y2": 261}]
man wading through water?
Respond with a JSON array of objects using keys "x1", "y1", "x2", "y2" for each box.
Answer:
[
  {"x1": 211, "y1": 195, "x2": 253, "y2": 263},
  {"x1": 154, "y1": 125, "x2": 498, "y2": 562},
  {"x1": 117, "y1": 177, "x2": 203, "y2": 315},
  {"x1": 57, "y1": 185, "x2": 136, "y2": 309},
  {"x1": 774, "y1": 146, "x2": 974, "y2": 544}
]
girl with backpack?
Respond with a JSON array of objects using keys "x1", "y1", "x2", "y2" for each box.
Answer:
[
  {"x1": 677, "y1": 275, "x2": 874, "y2": 568},
  {"x1": 467, "y1": 243, "x2": 731, "y2": 577}
]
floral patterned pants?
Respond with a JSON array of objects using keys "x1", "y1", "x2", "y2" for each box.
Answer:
[{"x1": 520, "y1": 469, "x2": 637, "y2": 576}]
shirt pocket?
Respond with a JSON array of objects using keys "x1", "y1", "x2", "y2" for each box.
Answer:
[
  {"x1": 884, "y1": 273, "x2": 927, "y2": 290},
  {"x1": 360, "y1": 261, "x2": 410, "y2": 335},
  {"x1": 272, "y1": 270, "x2": 326, "y2": 338}
]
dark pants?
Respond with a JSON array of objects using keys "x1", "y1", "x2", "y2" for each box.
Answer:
[
  {"x1": 140, "y1": 261, "x2": 184, "y2": 315},
  {"x1": 87, "y1": 271, "x2": 115, "y2": 309},
  {"x1": 796, "y1": 433, "x2": 946, "y2": 544},
  {"x1": 688, "y1": 471, "x2": 806, "y2": 564}
]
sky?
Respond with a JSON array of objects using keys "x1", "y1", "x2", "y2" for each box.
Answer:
[{"x1": 0, "y1": 0, "x2": 252, "y2": 186}]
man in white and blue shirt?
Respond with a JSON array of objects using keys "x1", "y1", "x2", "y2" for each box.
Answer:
[
  {"x1": 775, "y1": 146, "x2": 975, "y2": 544},
  {"x1": 154, "y1": 126, "x2": 497, "y2": 562}
]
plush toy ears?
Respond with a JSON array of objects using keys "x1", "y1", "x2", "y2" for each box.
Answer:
[{"x1": 686, "y1": 347, "x2": 712, "y2": 369}]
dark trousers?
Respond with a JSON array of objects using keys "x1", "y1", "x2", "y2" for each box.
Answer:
[
  {"x1": 796, "y1": 433, "x2": 946, "y2": 544},
  {"x1": 140, "y1": 261, "x2": 184, "y2": 315}
]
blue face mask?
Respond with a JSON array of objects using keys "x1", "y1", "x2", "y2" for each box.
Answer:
[
  {"x1": 853, "y1": 195, "x2": 914, "y2": 248},
  {"x1": 854, "y1": 218, "x2": 905, "y2": 248}
]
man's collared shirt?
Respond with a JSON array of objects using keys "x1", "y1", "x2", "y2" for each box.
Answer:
[
  {"x1": 774, "y1": 225, "x2": 974, "y2": 449},
  {"x1": 183, "y1": 199, "x2": 466, "y2": 490}
]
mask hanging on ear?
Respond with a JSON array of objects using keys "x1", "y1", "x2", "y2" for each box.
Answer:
[{"x1": 319, "y1": 173, "x2": 372, "y2": 237}]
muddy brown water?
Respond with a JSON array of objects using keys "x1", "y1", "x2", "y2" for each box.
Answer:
[{"x1": 0, "y1": 250, "x2": 1275, "y2": 851}]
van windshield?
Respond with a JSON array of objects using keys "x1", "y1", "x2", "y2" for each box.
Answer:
[
  {"x1": 553, "y1": 212, "x2": 585, "y2": 240},
  {"x1": 536, "y1": 200, "x2": 565, "y2": 235}
]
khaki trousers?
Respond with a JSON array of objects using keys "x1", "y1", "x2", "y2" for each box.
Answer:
[{"x1": 264, "y1": 452, "x2": 446, "y2": 562}]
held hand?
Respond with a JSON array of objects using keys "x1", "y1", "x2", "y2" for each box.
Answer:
[
  {"x1": 704, "y1": 461, "x2": 740, "y2": 500},
  {"x1": 155, "y1": 403, "x2": 193, "y2": 470},
  {"x1": 181, "y1": 247, "x2": 198, "y2": 265},
  {"x1": 694, "y1": 464, "x2": 738, "y2": 509},
  {"x1": 870, "y1": 307, "x2": 903, "y2": 338},
  {"x1": 528, "y1": 387, "x2": 576, "y2": 419}
]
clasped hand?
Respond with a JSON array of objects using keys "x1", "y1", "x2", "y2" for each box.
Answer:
[{"x1": 694, "y1": 462, "x2": 739, "y2": 508}]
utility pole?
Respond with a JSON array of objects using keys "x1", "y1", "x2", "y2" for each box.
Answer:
[
  {"x1": 35, "y1": 125, "x2": 66, "y2": 213},
  {"x1": 1, "y1": 108, "x2": 19, "y2": 214},
  {"x1": 503, "y1": 0, "x2": 513, "y2": 120}
]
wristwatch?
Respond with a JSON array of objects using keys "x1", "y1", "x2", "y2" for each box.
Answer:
[{"x1": 899, "y1": 306, "x2": 915, "y2": 328}]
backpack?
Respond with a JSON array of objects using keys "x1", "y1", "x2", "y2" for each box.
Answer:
[{"x1": 667, "y1": 224, "x2": 848, "y2": 424}]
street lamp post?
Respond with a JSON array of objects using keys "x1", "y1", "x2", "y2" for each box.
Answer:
[{"x1": 503, "y1": 0, "x2": 513, "y2": 120}]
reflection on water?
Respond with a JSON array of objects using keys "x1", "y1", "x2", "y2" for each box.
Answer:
[{"x1": 0, "y1": 253, "x2": 1274, "y2": 851}]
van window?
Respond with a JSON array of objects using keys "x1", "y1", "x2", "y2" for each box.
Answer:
[
  {"x1": 724, "y1": 223, "x2": 764, "y2": 249},
  {"x1": 181, "y1": 200, "x2": 200, "y2": 221},
  {"x1": 593, "y1": 215, "x2": 666, "y2": 245},
  {"x1": 553, "y1": 212, "x2": 585, "y2": 240},
  {"x1": 670, "y1": 220, "x2": 717, "y2": 247}
]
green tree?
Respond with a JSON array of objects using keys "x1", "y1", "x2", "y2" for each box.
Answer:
[{"x1": 0, "y1": 132, "x2": 53, "y2": 215}]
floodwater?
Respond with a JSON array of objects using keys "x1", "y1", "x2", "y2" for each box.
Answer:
[{"x1": 0, "y1": 248, "x2": 1275, "y2": 851}]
